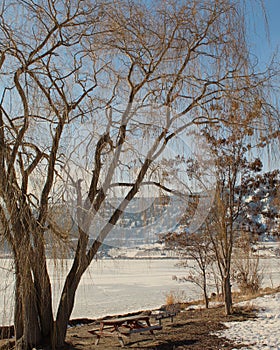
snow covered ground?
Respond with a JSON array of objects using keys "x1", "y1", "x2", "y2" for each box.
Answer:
[{"x1": 215, "y1": 292, "x2": 280, "y2": 349}]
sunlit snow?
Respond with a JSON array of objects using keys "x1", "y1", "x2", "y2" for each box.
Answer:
[{"x1": 215, "y1": 292, "x2": 280, "y2": 349}]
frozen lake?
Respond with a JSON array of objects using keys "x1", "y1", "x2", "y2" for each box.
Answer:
[{"x1": 0, "y1": 257, "x2": 280, "y2": 326}]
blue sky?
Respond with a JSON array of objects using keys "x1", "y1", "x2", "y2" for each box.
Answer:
[
  {"x1": 248, "y1": 0, "x2": 280, "y2": 68},
  {"x1": 247, "y1": 1, "x2": 280, "y2": 172},
  {"x1": 264, "y1": 0, "x2": 280, "y2": 51}
]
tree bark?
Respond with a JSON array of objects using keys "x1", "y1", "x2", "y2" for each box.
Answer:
[
  {"x1": 14, "y1": 269, "x2": 24, "y2": 341},
  {"x1": 223, "y1": 274, "x2": 233, "y2": 315},
  {"x1": 14, "y1": 267, "x2": 42, "y2": 349},
  {"x1": 12, "y1": 220, "x2": 54, "y2": 349},
  {"x1": 14, "y1": 257, "x2": 55, "y2": 349},
  {"x1": 203, "y1": 271, "x2": 209, "y2": 309},
  {"x1": 54, "y1": 262, "x2": 87, "y2": 348},
  {"x1": 32, "y1": 236, "x2": 54, "y2": 341}
]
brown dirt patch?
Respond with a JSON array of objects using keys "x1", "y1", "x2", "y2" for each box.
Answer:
[{"x1": 65, "y1": 305, "x2": 256, "y2": 350}]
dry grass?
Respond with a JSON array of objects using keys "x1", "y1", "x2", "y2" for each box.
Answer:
[
  {"x1": 165, "y1": 290, "x2": 187, "y2": 308},
  {"x1": 235, "y1": 301, "x2": 257, "y2": 313},
  {"x1": 165, "y1": 292, "x2": 176, "y2": 306},
  {"x1": 231, "y1": 285, "x2": 280, "y2": 304}
]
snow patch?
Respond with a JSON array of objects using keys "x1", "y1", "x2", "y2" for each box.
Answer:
[{"x1": 215, "y1": 292, "x2": 280, "y2": 349}]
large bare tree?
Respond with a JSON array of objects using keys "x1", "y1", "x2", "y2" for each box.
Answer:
[{"x1": 0, "y1": 0, "x2": 278, "y2": 348}]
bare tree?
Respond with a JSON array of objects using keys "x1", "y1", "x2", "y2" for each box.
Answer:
[
  {"x1": 167, "y1": 105, "x2": 279, "y2": 315},
  {"x1": 175, "y1": 232, "x2": 214, "y2": 309},
  {"x1": 0, "y1": 0, "x2": 278, "y2": 348}
]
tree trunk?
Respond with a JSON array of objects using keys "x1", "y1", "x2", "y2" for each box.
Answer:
[
  {"x1": 223, "y1": 274, "x2": 232, "y2": 315},
  {"x1": 32, "y1": 238, "x2": 54, "y2": 342},
  {"x1": 13, "y1": 234, "x2": 54, "y2": 349},
  {"x1": 54, "y1": 263, "x2": 86, "y2": 348},
  {"x1": 203, "y1": 271, "x2": 209, "y2": 309},
  {"x1": 203, "y1": 288, "x2": 209, "y2": 309},
  {"x1": 14, "y1": 271, "x2": 42, "y2": 349},
  {"x1": 53, "y1": 232, "x2": 101, "y2": 347},
  {"x1": 14, "y1": 271, "x2": 24, "y2": 340}
]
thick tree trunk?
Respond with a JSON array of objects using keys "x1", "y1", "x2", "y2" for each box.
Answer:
[
  {"x1": 14, "y1": 271, "x2": 42, "y2": 349},
  {"x1": 33, "y1": 265, "x2": 54, "y2": 344},
  {"x1": 23, "y1": 282, "x2": 42, "y2": 347},
  {"x1": 53, "y1": 233, "x2": 102, "y2": 347},
  {"x1": 32, "y1": 239, "x2": 54, "y2": 342},
  {"x1": 14, "y1": 273, "x2": 54, "y2": 349},
  {"x1": 54, "y1": 264, "x2": 86, "y2": 348},
  {"x1": 13, "y1": 236, "x2": 54, "y2": 349},
  {"x1": 14, "y1": 271, "x2": 24, "y2": 340}
]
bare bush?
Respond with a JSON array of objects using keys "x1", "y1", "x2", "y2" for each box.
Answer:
[{"x1": 233, "y1": 235, "x2": 263, "y2": 295}]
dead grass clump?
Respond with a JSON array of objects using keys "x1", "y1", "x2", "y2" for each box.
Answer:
[
  {"x1": 165, "y1": 292, "x2": 175, "y2": 306},
  {"x1": 236, "y1": 302, "x2": 258, "y2": 314},
  {"x1": 165, "y1": 290, "x2": 186, "y2": 306}
]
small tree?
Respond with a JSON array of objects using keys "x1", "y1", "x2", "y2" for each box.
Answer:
[
  {"x1": 176, "y1": 232, "x2": 214, "y2": 308},
  {"x1": 167, "y1": 107, "x2": 279, "y2": 315},
  {"x1": 202, "y1": 101, "x2": 277, "y2": 314}
]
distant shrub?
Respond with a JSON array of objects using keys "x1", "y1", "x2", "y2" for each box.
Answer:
[
  {"x1": 165, "y1": 290, "x2": 186, "y2": 310},
  {"x1": 233, "y1": 247, "x2": 263, "y2": 294},
  {"x1": 165, "y1": 292, "x2": 175, "y2": 306}
]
